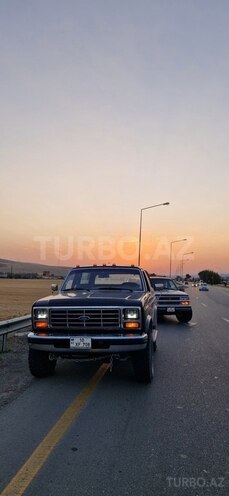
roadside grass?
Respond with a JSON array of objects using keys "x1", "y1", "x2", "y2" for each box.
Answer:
[{"x1": 0, "y1": 279, "x2": 60, "y2": 321}]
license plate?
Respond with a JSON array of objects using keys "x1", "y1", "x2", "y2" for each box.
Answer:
[
  {"x1": 167, "y1": 307, "x2": 175, "y2": 312},
  {"x1": 70, "y1": 337, "x2": 91, "y2": 349}
]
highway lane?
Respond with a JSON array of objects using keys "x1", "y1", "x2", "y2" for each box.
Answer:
[{"x1": 0, "y1": 286, "x2": 228, "y2": 495}]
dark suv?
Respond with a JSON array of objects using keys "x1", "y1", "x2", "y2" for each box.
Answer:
[
  {"x1": 28, "y1": 265, "x2": 158, "y2": 383},
  {"x1": 149, "y1": 275, "x2": 192, "y2": 323}
]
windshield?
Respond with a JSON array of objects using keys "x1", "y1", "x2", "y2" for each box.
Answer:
[
  {"x1": 150, "y1": 278, "x2": 178, "y2": 290},
  {"x1": 61, "y1": 268, "x2": 143, "y2": 291}
]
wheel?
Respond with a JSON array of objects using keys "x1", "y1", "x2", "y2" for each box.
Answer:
[
  {"x1": 28, "y1": 349, "x2": 57, "y2": 378},
  {"x1": 132, "y1": 335, "x2": 154, "y2": 384},
  {"x1": 176, "y1": 310, "x2": 193, "y2": 323}
]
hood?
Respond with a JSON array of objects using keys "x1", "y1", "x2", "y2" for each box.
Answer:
[
  {"x1": 155, "y1": 289, "x2": 188, "y2": 297},
  {"x1": 33, "y1": 289, "x2": 146, "y2": 307}
]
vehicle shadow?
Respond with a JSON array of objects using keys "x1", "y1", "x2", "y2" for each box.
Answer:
[
  {"x1": 157, "y1": 315, "x2": 193, "y2": 330},
  {"x1": 49, "y1": 353, "x2": 159, "y2": 387}
]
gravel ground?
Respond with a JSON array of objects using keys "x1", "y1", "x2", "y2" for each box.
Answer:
[{"x1": 0, "y1": 333, "x2": 32, "y2": 409}]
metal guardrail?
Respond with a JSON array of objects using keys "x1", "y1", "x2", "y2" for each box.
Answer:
[{"x1": 0, "y1": 315, "x2": 31, "y2": 352}]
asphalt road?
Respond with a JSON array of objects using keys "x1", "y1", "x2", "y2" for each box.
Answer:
[{"x1": 0, "y1": 286, "x2": 228, "y2": 496}]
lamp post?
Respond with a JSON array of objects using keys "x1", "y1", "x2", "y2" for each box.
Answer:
[
  {"x1": 169, "y1": 238, "x2": 187, "y2": 277},
  {"x1": 138, "y1": 202, "x2": 170, "y2": 266},
  {"x1": 181, "y1": 251, "x2": 194, "y2": 279},
  {"x1": 181, "y1": 258, "x2": 190, "y2": 278}
]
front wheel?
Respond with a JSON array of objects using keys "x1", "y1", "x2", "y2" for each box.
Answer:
[
  {"x1": 28, "y1": 349, "x2": 57, "y2": 378},
  {"x1": 176, "y1": 309, "x2": 193, "y2": 323},
  {"x1": 132, "y1": 336, "x2": 154, "y2": 384}
]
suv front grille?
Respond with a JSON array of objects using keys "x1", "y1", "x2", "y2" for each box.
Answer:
[
  {"x1": 157, "y1": 295, "x2": 180, "y2": 303},
  {"x1": 50, "y1": 308, "x2": 120, "y2": 330}
]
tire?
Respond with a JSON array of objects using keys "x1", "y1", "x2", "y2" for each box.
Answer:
[
  {"x1": 132, "y1": 335, "x2": 154, "y2": 384},
  {"x1": 176, "y1": 309, "x2": 193, "y2": 323},
  {"x1": 28, "y1": 349, "x2": 57, "y2": 378}
]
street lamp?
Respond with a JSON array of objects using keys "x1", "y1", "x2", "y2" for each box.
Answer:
[
  {"x1": 180, "y1": 258, "x2": 190, "y2": 278},
  {"x1": 138, "y1": 202, "x2": 170, "y2": 266},
  {"x1": 169, "y1": 238, "x2": 187, "y2": 277},
  {"x1": 181, "y1": 251, "x2": 194, "y2": 279}
]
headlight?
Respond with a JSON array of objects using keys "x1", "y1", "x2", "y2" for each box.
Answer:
[
  {"x1": 34, "y1": 309, "x2": 48, "y2": 319},
  {"x1": 124, "y1": 308, "x2": 139, "y2": 319}
]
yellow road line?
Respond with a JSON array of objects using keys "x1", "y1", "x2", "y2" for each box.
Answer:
[{"x1": 0, "y1": 363, "x2": 109, "y2": 496}]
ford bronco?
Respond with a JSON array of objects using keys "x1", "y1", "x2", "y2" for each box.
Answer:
[{"x1": 28, "y1": 265, "x2": 158, "y2": 383}]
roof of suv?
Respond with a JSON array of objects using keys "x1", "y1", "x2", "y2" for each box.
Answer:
[{"x1": 73, "y1": 265, "x2": 142, "y2": 270}]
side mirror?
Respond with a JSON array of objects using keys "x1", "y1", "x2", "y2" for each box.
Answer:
[
  {"x1": 51, "y1": 283, "x2": 58, "y2": 292},
  {"x1": 176, "y1": 283, "x2": 185, "y2": 291}
]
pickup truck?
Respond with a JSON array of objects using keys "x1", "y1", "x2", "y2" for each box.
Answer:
[{"x1": 28, "y1": 265, "x2": 158, "y2": 383}]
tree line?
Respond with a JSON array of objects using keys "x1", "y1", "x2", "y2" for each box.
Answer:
[{"x1": 198, "y1": 270, "x2": 222, "y2": 285}]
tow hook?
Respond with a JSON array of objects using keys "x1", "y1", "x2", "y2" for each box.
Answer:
[{"x1": 49, "y1": 353, "x2": 57, "y2": 361}]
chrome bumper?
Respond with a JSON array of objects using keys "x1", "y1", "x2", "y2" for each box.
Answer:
[{"x1": 28, "y1": 332, "x2": 149, "y2": 354}]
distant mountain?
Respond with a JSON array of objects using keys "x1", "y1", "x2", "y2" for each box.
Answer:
[{"x1": 0, "y1": 258, "x2": 70, "y2": 277}]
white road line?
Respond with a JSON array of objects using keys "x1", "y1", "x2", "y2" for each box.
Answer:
[
  {"x1": 222, "y1": 317, "x2": 229, "y2": 324},
  {"x1": 201, "y1": 303, "x2": 207, "y2": 307}
]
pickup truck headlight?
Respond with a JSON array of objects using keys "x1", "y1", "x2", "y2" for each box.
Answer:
[
  {"x1": 123, "y1": 308, "x2": 141, "y2": 330},
  {"x1": 34, "y1": 309, "x2": 48, "y2": 319},
  {"x1": 123, "y1": 308, "x2": 139, "y2": 319},
  {"x1": 33, "y1": 308, "x2": 49, "y2": 331}
]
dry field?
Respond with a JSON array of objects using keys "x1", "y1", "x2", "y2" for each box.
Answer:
[{"x1": 0, "y1": 279, "x2": 60, "y2": 321}]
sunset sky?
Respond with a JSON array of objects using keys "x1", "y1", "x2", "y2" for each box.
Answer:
[{"x1": 1, "y1": 0, "x2": 229, "y2": 275}]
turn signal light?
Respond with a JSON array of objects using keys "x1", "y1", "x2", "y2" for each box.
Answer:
[
  {"x1": 35, "y1": 321, "x2": 48, "y2": 329},
  {"x1": 124, "y1": 322, "x2": 140, "y2": 329}
]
